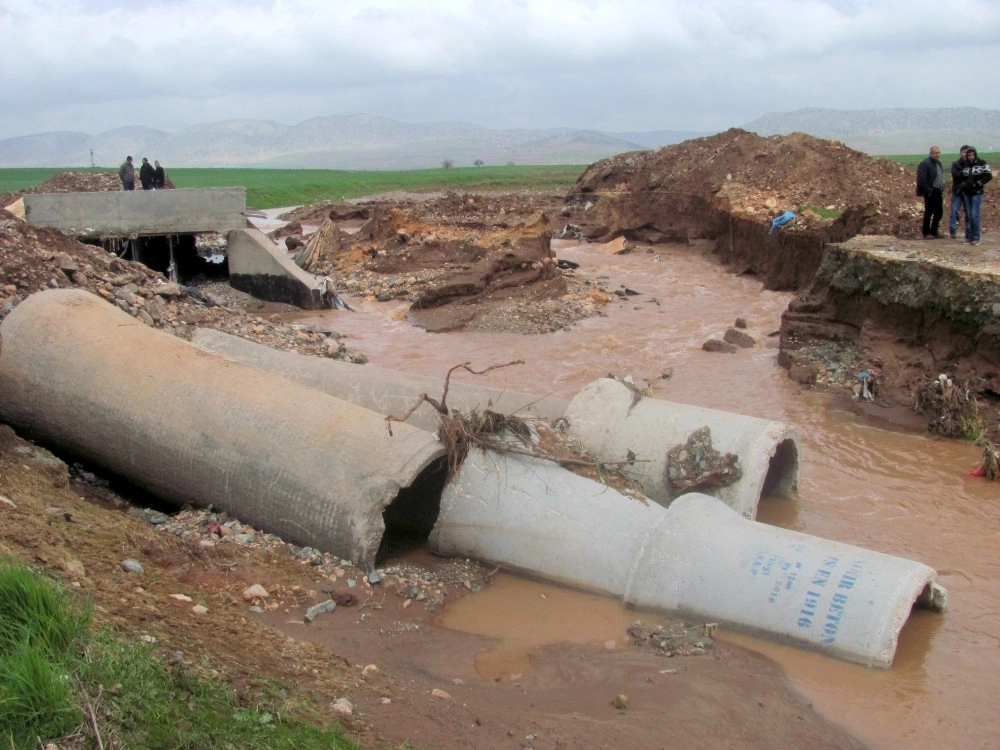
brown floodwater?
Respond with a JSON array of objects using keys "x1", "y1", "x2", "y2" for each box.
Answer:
[{"x1": 288, "y1": 240, "x2": 998, "y2": 750}]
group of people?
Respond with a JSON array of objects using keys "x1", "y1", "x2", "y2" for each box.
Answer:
[
  {"x1": 917, "y1": 145, "x2": 992, "y2": 244},
  {"x1": 118, "y1": 155, "x2": 167, "y2": 191}
]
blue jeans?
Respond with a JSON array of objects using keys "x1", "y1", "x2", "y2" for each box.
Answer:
[
  {"x1": 949, "y1": 192, "x2": 964, "y2": 234},
  {"x1": 962, "y1": 193, "x2": 983, "y2": 241}
]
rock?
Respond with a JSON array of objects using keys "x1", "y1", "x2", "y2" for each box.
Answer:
[
  {"x1": 0, "y1": 495, "x2": 15, "y2": 509},
  {"x1": 788, "y1": 358, "x2": 821, "y2": 385},
  {"x1": 119, "y1": 558, "x2": 144, "y2": 574},
  {"x1": 431, "y1": 688, "x2": 452, "y2": 700},
  {"x1": 242, "y1": 583, "x2": 269, "y2": 601},
  {"x1": 702, "y1": 338, "x2": 737, "y2": 353},
  {"x1": 192, "y1": 604, "x2": 209, "y2": 615},
  {"x1": 304, "y1": 599, "x2": 336, "y2": 623},
  {"x1": 723, "y1": 328, "x2": 755, "y2": 348},
  {"x1": 734, "y1": 317, "x2": 748, "y2": 329},
  {"x1": 612, "y1": 694, "x2": 630, "y2": 710},
  {"x1": 330, "y1": 698, "x2": 353, "y2": 716},
  {"x1": 362, "y1": 664, "x2": 380, "y2": 677},
  {"x1": 154, "y1": 282, "x2": 183, "y2": 298}
]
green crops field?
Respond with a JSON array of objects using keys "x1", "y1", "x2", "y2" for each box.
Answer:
[{"x1": 0, "y1": 165, "x2": 587, "y2": 210}]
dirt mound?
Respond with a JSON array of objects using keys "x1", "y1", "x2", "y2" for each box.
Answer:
[
  {"x1": 287, "y1": 193, "x2": 611, "y2": 334},
  {"x1": 567, "y1": 128, "x2": 994, "y2": 241}
]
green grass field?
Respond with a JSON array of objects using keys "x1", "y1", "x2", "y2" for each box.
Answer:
[
  {"x1": 0, "y1": 165, "x2": 588, "y2": 210},
  {"x1": 888, "y1": 151, "x2": 999, "y2": 167}
]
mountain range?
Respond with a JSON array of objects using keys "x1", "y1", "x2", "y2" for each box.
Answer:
[{"x1": 1, "y1": 109, "x2": 997, "y2": 170}]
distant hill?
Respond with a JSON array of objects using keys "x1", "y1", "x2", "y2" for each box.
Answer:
[
  {"x1": 0, "y1": 115, "x2": 658, "y2": 170},
  {"x1": 742, "y1": 108, "x2": 1000, "y2": 154}
]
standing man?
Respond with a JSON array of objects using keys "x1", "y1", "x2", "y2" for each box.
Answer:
[
  {"x1": 959, "y1": 146, "x2": 992, "y2": 246},
  {"x1": 118, "y1": 155, "x2": 135, "y2": 191},
  {"x1": 153, "y1": 160, "x2": 166, "y2": 189},
  {"x1": 916, "y1": 146, "x2": 945, "y2": 239},
  {"x1": 139, "y1": 157, "x2": 155, "y2": 190},
  {"x1": 948, "y1": 145, "x2": 969, "y2": 239}
]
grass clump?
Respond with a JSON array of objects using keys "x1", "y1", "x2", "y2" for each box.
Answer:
[{"x1": 0, "y1": 558, "x2": 357, "y2": 749}]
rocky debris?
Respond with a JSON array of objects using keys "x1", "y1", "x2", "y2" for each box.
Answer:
[
  {"x1": 627, "y1": 620, "x2": 715, "y2": 657},
  {"x1": 666, "y1": 426, "x2": 742, "y2": 495},
  {"x1": 0, "y1": 210, "x2": 365, "y2": 362},
  {"x1": 703, "y1": 338, "x2": 737, "y2": 353},
  {"x1": 278, "y1": 193, "x2": 615, "y2": 334},
  {"x1": 723, "y1": 328, "x2": 755, "y2": 348}
]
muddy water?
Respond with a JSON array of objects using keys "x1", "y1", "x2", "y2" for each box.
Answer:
[{"x1": 289, "y1": 240, "x2": 997, "y2": 750}]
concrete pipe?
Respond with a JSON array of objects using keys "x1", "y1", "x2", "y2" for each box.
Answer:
[
  {"x1": 563, "y1": 377, "x2": 799, "y2": 517},
  {"x1": 0, "y1": 289, "x2": 445, "y2": 566},
  {"x1": 191, "y1": 327, "x2": 569, "y2": 433},
  {"x1": 430, "y1": 448, "x2": 945, "y2": 668}
]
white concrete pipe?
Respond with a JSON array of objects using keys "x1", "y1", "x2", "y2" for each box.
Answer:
[
  {"x1": 430, "y1": 449, "x2": 945, "y2": 668},
  {"x1": 191, "y1": 327, "x2": 569, "y2": 433},
  {"x1": 0, "y1": 289, "x2": 445, "y2": 566},
  {"x1": 563, "y1": 377, "x2": 799, "y2": 517}
]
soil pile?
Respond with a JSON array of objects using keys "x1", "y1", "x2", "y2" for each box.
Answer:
[
  {"x1": 282, "y1": 191, "x2": 612, "y2": 334},
  {"x1": 567, "y1": 128, "x2": 996, "y2": 240}
]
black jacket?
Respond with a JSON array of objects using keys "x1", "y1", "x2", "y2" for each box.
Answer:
[
  {"x1": 959, "y1": 157, "x2": 993, "y2": 196},
  {"x1": 950, "y1": 157, "x2": 966, "y2": 194},
  {"x1": 139, "y1": 162, "x2": 155, "y2": 190},
  {"x1": 916, "y1": 157, "x2": 943, "y2": 197}
]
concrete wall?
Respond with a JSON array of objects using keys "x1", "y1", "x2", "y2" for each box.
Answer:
[
  {"x1": 22, "y1": 188, "x2": 248, "y2": 236},
  {"x1": 227, "y1": 228, "x2": 323, "y2": 309}
]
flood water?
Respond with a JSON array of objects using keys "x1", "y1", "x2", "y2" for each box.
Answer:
[{"x1": 289, "y1": 240, "x2": 997, "y2": 750}]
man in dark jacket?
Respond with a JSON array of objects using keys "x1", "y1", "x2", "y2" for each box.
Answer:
[
  {"x1": 915, "y1": 146, "x2": 945, "y2": 238},
  {"x1": 153, "y1": 160, "x2": 166, "y2": 189},
  {"x1": 948, "y1": 145, "x2": 968, "y2": 239},
  {"x1": 139, "y1": 157, "x2": 155, "y2": 190},
  {"x1": 118, "y1": 156, "x2": 135, "y2": 191},
  {"x1": 959, "y1": 147, "x2": 992, "y2": 246}
]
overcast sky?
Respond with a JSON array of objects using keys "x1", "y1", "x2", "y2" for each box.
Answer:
[{"x1": 2, "y1": 0, "x2": 998, "y2": 141}]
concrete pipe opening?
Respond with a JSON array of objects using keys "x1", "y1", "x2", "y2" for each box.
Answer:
[
  {"x1": 431, "y1": 448, "x2": 946, "y2": 668},
  {"x1": 563, "y1": 377, "x2": 800, "y2": 518},
  {"x1": 0, "y1": 289, "x2": 446, "y2": 567}
]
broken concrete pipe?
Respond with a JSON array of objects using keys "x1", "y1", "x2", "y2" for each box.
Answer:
[
  {"x1": 430, "y1": 448, "x2": 945, "y2": 668},
  {"x1": 190, "y1": 327, "x2": 568, "y2": 433},
  {"x1": 191, "y1": 329, "x2": 798, "y2": 517},
  {"x1": 563, "y1": 377, "x2": 800, "y2": 518},
  {"x1": 0, "y1": 288, "x2": 445, "y2": 566}
]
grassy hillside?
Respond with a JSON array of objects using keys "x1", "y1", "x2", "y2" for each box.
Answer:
[{"x1": 0, "y1": 165, "x2": 587, "y2": 210}]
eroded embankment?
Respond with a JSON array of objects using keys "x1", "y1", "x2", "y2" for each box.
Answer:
[
  {"x1": 566, "y1": 186, "x2": 1000, "y2": 436},
  {"x1": 779, "y1": 238, "x2": 1000, "y2": 405}
]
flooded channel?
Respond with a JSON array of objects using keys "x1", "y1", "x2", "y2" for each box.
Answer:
[{"x1": 289, "y1": 240, "x2": 997, "y2": 750}]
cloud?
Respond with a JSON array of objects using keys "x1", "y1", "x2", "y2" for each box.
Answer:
[{"x1": 0, "y1": 0, "x2": 997, "y2": 139}]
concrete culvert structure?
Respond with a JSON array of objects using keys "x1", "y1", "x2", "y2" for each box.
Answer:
[
  {"x1": 431, "y1": 448, "x2": 946, "y2": 668},
  {"x1": 191, "y1": 327, "x2": 570, "y2": 431},
  {"x1": 563, "y1": 377, "x2": 800, "y2": 517},
  {"x1": 191, "y1": 330, "x2": 798, "y2": 518},
  {"x1": 0, "y1": 289, "x2": 446, "y2": 567}
]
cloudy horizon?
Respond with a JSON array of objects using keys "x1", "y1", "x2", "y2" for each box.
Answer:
[{"x1": 1, "y1": 0, "x2": 998, "y2": 141}]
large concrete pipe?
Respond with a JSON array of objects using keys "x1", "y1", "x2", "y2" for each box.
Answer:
[
  {"x1": 563, "y1": 377, "x2": 799, "y2": 517},
  {"x1": 191, "y1": 327, "x2": 569, "y2": 433},
  {"x1": 0, "y1": 289, "x2": 445, "y2": 566},
  {"x1": 430, "y1": 448, "x2": 946, "y2": 668}
]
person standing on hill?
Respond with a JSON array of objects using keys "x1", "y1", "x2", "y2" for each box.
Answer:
[
  {"x1": 949, "y1": 145, "x2": 969, "y2": 239},
  {"x1": 153, "y1": 160, "x2": 166, "y2": 189},
  {"x1": 959, "y1": 147, "x2": 992, "y2": 246},
  {"x1": 139, "y1": 157, "x2": 155, "y2": 190},
  {"x1": 916, "y1": 145, "x2": 945, "y2": 239},
  {"x1": 118, "y1": 155, "x2": 135, "y2": 191}
]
